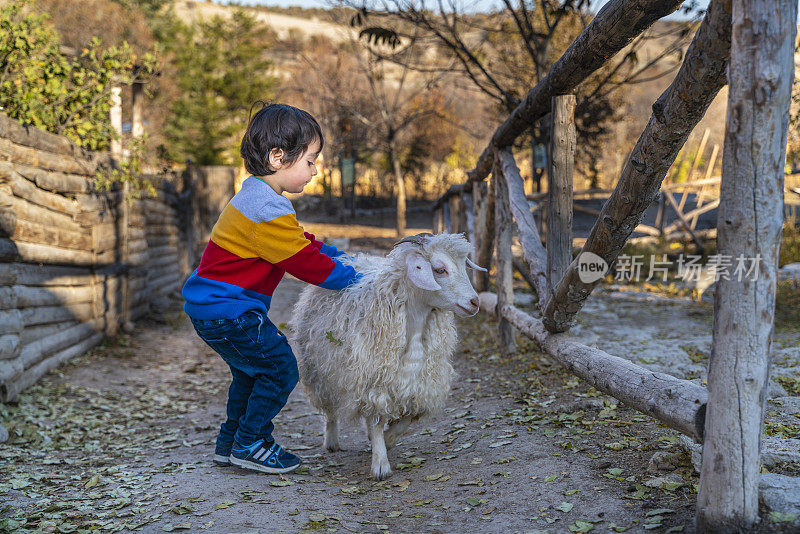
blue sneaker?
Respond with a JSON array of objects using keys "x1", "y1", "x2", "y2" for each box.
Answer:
[
  {"x1": 214, "y1": 439, "x2": 232, "y2": 465},
  {"x1": 230, "y1": 439, "x2": 301, "y2": 474},
  {"x1": 214, "y1": 435, "x2": 272, "y2": 465}
]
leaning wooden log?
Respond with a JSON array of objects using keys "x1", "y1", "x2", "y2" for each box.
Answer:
[
  {"x1": 497, "y1": 149, "x2": 549, "y2": 306},
  {"x1": 543, "y1": 0, "x2": 732, "y2": 333},
  {"x1": 493, "y1": 158, "x2": 517, "y2": 354},
  {"x1": 663, "y1": 199, "x2": 720, "y2": 234},
  {"x1": 696, "y1": 0, "x2": 797, "y2": 530},
  {"x1": 467, "y1": 0, "x2": 685, "y2": 182},
  {"x1": 662, "y1": 192, "x2": 705, "y2": 252},
  {"x1": 572, "y1": 204, "x2": 660, "y2": 237},
  {"x1": 479, "y1": 291, "x2": 707, "y2": 442},
  {"x1": 1, "y1": 332, "x2": 103, "y2": 403}
]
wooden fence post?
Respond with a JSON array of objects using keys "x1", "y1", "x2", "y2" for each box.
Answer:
[
  {"x1": 493, "y1": 157, "x2": 516, "y2": 354},
  {"x1": 472, "y1": 180, "x2": 495, "y2": 292},
  {"x1": 547, "y1": 95, "x2": 575, "y2": 293},
  {"x1": 449, "y1": 194, "x2": 461, "y2": 234},
  {"x1": 472, "y1": 180, "x2": 493, "y2": 291},
  {"x1": 696, "y1": 0, "x2": 797, "y2": 530},
  {"x1": 432, "y1": 208, "x2": 442, "y2": 234}
]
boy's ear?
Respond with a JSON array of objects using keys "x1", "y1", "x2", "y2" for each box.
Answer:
[{"x1": 268, "y1": 148, "x2": 284, "y2": 170}]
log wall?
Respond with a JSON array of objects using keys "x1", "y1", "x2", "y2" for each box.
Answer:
[{"x1": 0, "y1": 113, "x2": 231, "y2": 402}]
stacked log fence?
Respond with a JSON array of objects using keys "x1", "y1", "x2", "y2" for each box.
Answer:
[{"x1": 0, "y1": 113, "x2": 233, "y2": 403}]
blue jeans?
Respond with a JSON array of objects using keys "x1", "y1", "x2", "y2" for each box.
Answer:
[{"x1": 190, "y1": 310, "x2": 299, "y2": 449}]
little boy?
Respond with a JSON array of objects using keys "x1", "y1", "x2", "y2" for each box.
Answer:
[{"x1": 182, "y1": 103, "x2": 361, "y2": 474}]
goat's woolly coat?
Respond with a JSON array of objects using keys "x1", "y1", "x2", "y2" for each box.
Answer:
[{"x1": 289, "y1": 235, "x2": 470, "y2": 424}]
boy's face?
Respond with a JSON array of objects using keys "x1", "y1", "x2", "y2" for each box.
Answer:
[{"x1": 269, "y1": 140, "x2": 321, "y2": 195}]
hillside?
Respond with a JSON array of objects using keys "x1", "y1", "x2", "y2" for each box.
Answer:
[{"x1": 173, "y1": 0, "x2": 353, "y2": 41}]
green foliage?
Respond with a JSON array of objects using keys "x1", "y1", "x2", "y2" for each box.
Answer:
[
  {"x1": 0, "y1": 0, "x2": 157, "y2": 150},
  {"x1": 94, "y1": 134, "x2": 158, "y2": 200},
  {"x1": 163, "y1": 10, "x2": 277, "y2": 166}
]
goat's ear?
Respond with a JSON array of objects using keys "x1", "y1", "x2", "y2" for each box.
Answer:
[{"x1": 406, "y1": 252, "x2": 441, "y2": 291}]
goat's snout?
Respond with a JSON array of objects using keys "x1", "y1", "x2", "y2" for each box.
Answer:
[{"x1": 457, "y1": 296, "x2": 480, "y2": 316}]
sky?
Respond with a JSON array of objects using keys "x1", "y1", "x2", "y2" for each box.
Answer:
[{"x1": 224, "y1": 0, "x2": 713, "y2": 18}]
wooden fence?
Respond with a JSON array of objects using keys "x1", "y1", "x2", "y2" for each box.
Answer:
[
  {"x1": 0, "y1": 113, "x2": 235, "y2": 403},
  {"x1": 431, "y1": 0, "x2": 797, "y2": 529}
]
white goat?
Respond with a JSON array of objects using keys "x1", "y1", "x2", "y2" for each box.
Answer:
[{"x1": 289, "y1": 233, "x2": 484, "y2": 480}]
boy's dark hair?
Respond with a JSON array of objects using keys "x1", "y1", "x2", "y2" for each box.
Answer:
[{"x1": 240, "y1": 102, "x2": 324, "y2": 176}]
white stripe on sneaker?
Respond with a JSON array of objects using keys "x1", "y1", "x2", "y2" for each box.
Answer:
[{"x1": 252, "y1": 448, "x2": 268, "y2": 461}]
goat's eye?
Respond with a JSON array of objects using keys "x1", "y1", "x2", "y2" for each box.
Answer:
[{"x1": 434, "y1": 267, "x2": 447, "y2": 275}]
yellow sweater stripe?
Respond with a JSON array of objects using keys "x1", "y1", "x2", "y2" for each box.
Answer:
[{"x1": 210, "y1": 204, "x2": 311, "y2": 264}]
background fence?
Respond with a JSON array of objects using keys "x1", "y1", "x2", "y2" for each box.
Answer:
[{"x1": 0, "y1": 113, "x2": 235, "y2": 403}]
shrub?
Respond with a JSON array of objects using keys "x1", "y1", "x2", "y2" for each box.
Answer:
[{"x1": 0, "y1": 0, "x2": 156, "y2": 150}]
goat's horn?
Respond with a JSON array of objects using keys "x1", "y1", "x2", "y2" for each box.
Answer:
[
  {"x1": 466, "y1": 258, "x2": 488, "y2": 272},
  {"x1": 393, "y1": 232, "x2": 433, "y2": 248}
]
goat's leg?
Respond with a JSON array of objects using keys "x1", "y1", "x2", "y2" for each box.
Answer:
[
  {"x1": 385, "y1": 415, "x2": 418, "y2": 450},
  {"x1": 323, "y1": 410, "x2": 341, "y2": 452},
  {"x1": 367, "y1": 417, "x2": 392, "y2": 480}
]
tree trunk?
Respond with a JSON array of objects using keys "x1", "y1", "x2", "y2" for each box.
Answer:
[
  {"x1": 543, "y1": 0, "x2": 732, "y2": 333},
  {"x1": 391, "y1": 143, "x2": 406, "y2": 237},
  {"x1": 547, "y1": 95, "x2": 575, "y2": 295},
  {"x1": 696, "y1": 0, "x2": 797, "y2": 530}
]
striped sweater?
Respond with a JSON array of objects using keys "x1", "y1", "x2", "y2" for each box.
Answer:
[{"x1": 182, "y1": 176, "x2": 360, "y2": 320}]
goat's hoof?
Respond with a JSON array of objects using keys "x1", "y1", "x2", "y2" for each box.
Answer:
[
  {"x1": 325, "y1": 441, "x2": 342, "y2": 452},
  {"x1": 372, "y1": 461, "x2": 392, "y2": 480}
]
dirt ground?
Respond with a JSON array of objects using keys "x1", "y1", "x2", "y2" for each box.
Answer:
[{"x1": 2, "y1": 231, "x2": 799, "y2": 534}]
